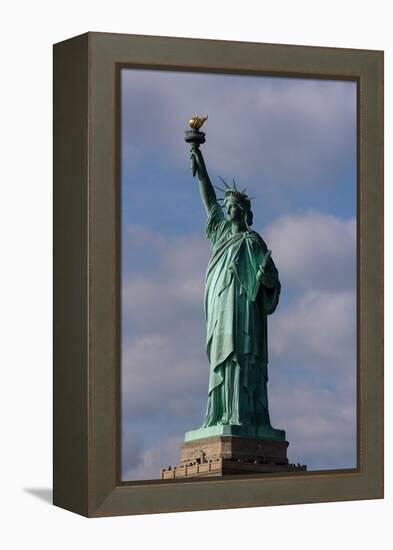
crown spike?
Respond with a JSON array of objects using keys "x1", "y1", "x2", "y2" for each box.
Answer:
[
  {"x1": 218, "y1": 176, "x2": 231, "y2": 188},
  {"x1": 214, "y1": 185, "x2": 226, "y2": 192},
  {"x1": 241, "y1": 186, "x2": 247, "y2": 193},
  {"x1": 232, "y1": 178, "x2": 237, "y2": 190}
]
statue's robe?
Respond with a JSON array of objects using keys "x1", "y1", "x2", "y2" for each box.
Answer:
[{"x1": 202, "y1": 203, "x2": 281, "y2": 428}]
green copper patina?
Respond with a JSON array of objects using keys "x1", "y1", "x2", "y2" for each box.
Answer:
[{"x1": 185, "y1": 120, "x2": 285, "y2": 442}]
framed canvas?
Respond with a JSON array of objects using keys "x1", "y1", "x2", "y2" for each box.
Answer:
[{"x1": 53, "y1": 32, "x2": 383, "y2": 517}]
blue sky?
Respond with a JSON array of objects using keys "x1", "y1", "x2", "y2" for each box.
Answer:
[{"x1": 120, "y1": 68, "x2": 357, "y2": 480}]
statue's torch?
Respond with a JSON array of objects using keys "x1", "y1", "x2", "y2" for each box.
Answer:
[{"x1": 184, "y1": 115, "x2": 208, "y2": 176}]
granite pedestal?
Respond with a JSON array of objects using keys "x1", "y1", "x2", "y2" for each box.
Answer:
[{"x1": 160, "y1": 432, "x2": 307, "y2": 480}]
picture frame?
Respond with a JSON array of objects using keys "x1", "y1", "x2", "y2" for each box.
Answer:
[{"x1": 53, "y1": 31, "x2": 383, "y2": 517}]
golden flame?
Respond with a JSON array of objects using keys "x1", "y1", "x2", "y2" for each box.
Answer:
[{"x1": 188, "y1": 115, "x2": 208, "y2": 130}]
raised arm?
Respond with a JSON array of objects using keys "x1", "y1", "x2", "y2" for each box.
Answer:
[{"x1": 190, "y1": 146, "x2": 217, "y2": 214}]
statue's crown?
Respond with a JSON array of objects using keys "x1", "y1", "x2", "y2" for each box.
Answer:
[
  {"x1": 215, "y1": 177, "x2": 254, "y2": 210},
  {"x1": 224, "y1": 188, "x2": 248, "y2": 202}
]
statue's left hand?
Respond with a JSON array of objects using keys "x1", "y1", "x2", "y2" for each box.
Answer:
[{"x1": 257, "y1": 269, "x2": 275, "y2": 289}]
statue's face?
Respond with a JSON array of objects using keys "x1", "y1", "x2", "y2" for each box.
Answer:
[{"x1": 226, "y1": 200, "x2": 243, "y2": 222}]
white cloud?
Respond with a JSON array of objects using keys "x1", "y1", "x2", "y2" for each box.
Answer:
[
  {"x1": 269, "y1": 382, "x2": 356, "y2": 470},
  {"x1": 124, "y1": 223, "x2": 168, "y2": 249},
  {"x1": 122, "y1": 70, "x2": 356, "y2": 187},
  {"x1": 121, "y1": 225, "x2": 211, "y2": 425},
  {"x1": 122, "y1": 230, "x2": 208, "y2": 333},
  {"x1": 123, "y1": 436, "x2": 183, "y2": 481},
  {"x1": 270, "y1": 289, "x2": 356, "y2": 367},
  {"x1": 121, "y1": 331, "x2": 207, "y2": 421},
  {"x1": 121, "y1": 430, "x2": 143, "y2": 475},
  {"x1": 264, "y1": 212, "x2": 356, "y2": 290}
]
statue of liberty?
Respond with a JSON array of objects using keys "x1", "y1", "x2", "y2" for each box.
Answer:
[
  {"x1": 159, "y1": 118, "x2": 306, "y2": 478},
  {"x1": 185, "y1": 116, "x2": 284, "y2": 442}
]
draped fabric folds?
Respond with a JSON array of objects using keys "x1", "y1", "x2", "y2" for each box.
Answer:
[{"x1": 201, "y1": 203, "x2": 280, "y2": 428}]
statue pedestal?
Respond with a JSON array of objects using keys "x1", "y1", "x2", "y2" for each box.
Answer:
[
  {"x1": 184, "y1": 424, "x2": 286, "y2": 442},
  {"x1": 160, "y1": 434, "x2": 307, "y2": 480}
]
